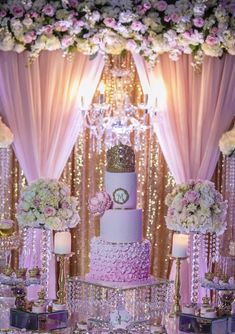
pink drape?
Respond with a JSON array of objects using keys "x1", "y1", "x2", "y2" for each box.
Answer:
[
  {"x1": 134, "y1": 53, "x2": 235, "y2": 303},
  {"x1": 0, "y1": 50, "x2": 104, "y2": 298}
]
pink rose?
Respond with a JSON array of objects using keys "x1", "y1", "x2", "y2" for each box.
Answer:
[
  {"x1": 131, "y1": 21, "x2": 144, "y2": 32},
  {"x1": 184, "y1": 190, "x2": 200, "y2": 203},
  {"x1": 29, "y1": 11, "x2": 39, "y2": 19},
  {"x1": 88, "y1": 191, "x2": 112, "y2": 216},
  {"x1": 42, "y1": 4, "x2": 55, "y2": 17},
  {"x1": 61, "y1": 201, "x2": 70, "y2": 209},
  {"x1": 206, "y1": 34, "x2": 219, "y2": 46},
  {"x1": 155, "y1": 1, "x2": 168, "y2": 12},
  {"x1": 69, "y1": 0, "x2": 79, "y2": 8},
  {"x1": 61, "y1": 35, "x2": 74, "y2": 48},
  {"x1": 11, "y1": 4, "x2": 24, "y2": 18},
  {"x1": 0, "y1": 10, "x2": 7, "y2": 18},
  {"x1": 164, "y1": 15, "x2": 171, "y2": 22},
  {"x1": 126, "y1": 39, "x2": 138, "y2": 51},
  {"x1": 54, "y1": 21, "x2": 70, "y2": 32},
  {"x1": 33, "y1": 197, "x2": 40, "y2": 207},
  {"x1": 193, "y1": 17, "x2": 204, "y2": 28},
  {"x1": 44, "y1": 206, "x2": 56, "y2": 217},
  {"x1": 171, "y1": 13, "x2": 180, "y2": 23},
  {"x1": 103, "y1": 17, "x2": 116, "y2": 28},
  {"x1": 24, "y1": 31, "x2": 36, "y2": 44},
  {"x1": 41, "y1": 25, "x2": 53, "y2": 35}
]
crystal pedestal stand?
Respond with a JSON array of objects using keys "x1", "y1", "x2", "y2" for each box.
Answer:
[{"x1": 67, "y1": 277, "x2": 173, "y2": 330}]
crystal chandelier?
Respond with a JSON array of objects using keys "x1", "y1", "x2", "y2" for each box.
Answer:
[{"x1": 79, "y1": 65, "x2": 158, "y2": 152}]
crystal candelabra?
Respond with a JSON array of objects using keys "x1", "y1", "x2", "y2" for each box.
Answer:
[{"x1": 80, "y1": 68, "x2": 158, "y2": 152}]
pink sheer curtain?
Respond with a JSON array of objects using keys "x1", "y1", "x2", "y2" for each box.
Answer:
[
  {"x1": 0, "y1": 50, "x2": 104, "y2": 298},
  {"x1": 134, "y1": 53, "x2": 235, "y2": 302}
]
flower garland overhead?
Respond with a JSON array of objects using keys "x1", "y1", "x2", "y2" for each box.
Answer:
[
  {"x1": 0, "y1": 0, "x2": 234, "y2": 64},
  {"x1": 165, "y1": 180, "x2": 227, "y2": 235},
  {"x1": 219, "y1": 123, "x2": 235, "y2": 156}
]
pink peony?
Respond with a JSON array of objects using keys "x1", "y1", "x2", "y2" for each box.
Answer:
[
  {"x1": 89, "y1": 191, "x2": 112, "y2": 216},
  {"x1": 206, "y1": 34, "x2": 219, "y2": 45},
  {"x1": 11, "y1": 4, "x2": 25, "y2": 18},
  {"x1": 44, "y1": 206, "x2": 56, "y2": 217},
  {"x1": 155, "y1": 1, "x2": 168, "y2": 12},
  {"x1": 42, "y1": 4, "x2": 55, "y2": 17},
  {"x1": 103, "y1": 17, "x2": 116, "y2": 28},
  {"x1": 193, "y1": 17, "x2": 204, "y2": 28}
]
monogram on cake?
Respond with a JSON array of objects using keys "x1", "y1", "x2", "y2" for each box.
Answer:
[{"x1": 87, "y1": 144, "x2": 151, "y2": 283}]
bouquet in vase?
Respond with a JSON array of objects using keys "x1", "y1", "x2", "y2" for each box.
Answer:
[
  {"x1": 17, "y1": 178, "x2": 80, "y2": 231},
  {"x1": 165, "y1": 180, "x2": 227, "y2": 235}
]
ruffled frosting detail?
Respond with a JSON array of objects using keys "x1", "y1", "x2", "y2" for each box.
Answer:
[{"x1": 87, "y1": 237, "x2": 151, "y2": 282}]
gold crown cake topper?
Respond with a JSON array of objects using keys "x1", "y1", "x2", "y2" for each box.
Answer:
[{"x1": 107, "y1": 144, "x2": 135, "y2": 173}]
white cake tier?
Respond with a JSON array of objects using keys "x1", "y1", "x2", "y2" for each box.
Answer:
[
  {"x1": 105, "y1": 171, "x2": 137, "y2": 209},
  {"x1": 100, "y1": 209, "x2": 142, "y2": 243}
]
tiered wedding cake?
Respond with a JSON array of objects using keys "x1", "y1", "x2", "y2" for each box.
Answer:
[{"x1": 87, "y1": 144, "x2": 151, "y2": 282}]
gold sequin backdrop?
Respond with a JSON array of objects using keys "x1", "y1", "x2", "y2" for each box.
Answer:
[{"x1": 1, "y1": 53, "x2": 230, "y2": 278}]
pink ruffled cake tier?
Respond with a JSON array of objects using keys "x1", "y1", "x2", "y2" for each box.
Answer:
[{"x1": 87, "y1": 237, "x2": 151, "y2": 282}]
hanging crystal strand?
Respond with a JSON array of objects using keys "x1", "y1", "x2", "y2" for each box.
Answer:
[
  {"x1": 203, "y1": 234, "x2": 210, "y2": 271},
  {"x1": 191, "y1": 233, "x2": 201, "y2": 304},
  {"x1": 20, "y1": 227, "x2": 29, "y2": 267},
  {"x1": 41, "y1": 229, "x2": 52, "y2": 297},
  {"x1": 211, "y1": 233, "x2": 219, "y2": 263},
  {"x1": 32, "y1": 228, "x2": 37, "y2": 268}
]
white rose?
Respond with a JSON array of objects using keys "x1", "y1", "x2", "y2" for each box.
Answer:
[
  {"x1": 45, "y1": 35, "x2": 61, "y2": 51},
  {"x1": 201, "y1": 43, "x2": 223, "y2": 57},
  {"x1": 14, "y1": 43, "x2": 26, "y2": 53},
  {"x1": 0, "y1": 33, "x2": 14, "y2": 51}
]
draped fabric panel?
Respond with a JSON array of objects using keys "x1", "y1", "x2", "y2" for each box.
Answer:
[
  {"x1": 134, "y1": 53, "x2": 235, "y2": 302},
  {"x1": 0, "y1": 50, "x2": 104, "y2": 297}
]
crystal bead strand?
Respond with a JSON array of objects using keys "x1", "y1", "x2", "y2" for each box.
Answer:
[
  {"x1": 41, "y1": 229, "x2": 51, "y2": 297},
  {"x1": 191, "y1": 233, "x2": 201, "y2": 304}
]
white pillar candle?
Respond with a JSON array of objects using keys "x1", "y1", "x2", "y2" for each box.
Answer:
[
  {"x1": 172, "y1": 233, "x2": 189, "y2": 258},
  {"x1": 54, "y1": 231, "x2": 71, "y2": 255}
]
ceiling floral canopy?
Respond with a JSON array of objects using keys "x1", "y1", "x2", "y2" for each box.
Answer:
[{"x1": 0, "y1": 0, "x2": 234, "y2": 65}]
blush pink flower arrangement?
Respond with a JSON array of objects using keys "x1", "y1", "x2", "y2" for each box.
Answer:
[
  {"x1": 165, "y1": 180, "x2": 227, "y2": 235},
  {"x1": 17, "y1": 178, "x2": 80, "y2": 230},
  {"x1": 89, "y1": 191, "x2": 112, "y2": 216}
]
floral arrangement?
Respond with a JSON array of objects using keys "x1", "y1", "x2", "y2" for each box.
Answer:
[
  {"x1": 219, "y1": 125, "x2": 235, "y2": 156},
  {"x1": 165, "y1": 180, "x2": 227, "y2": 235},
  {"x1": 0, "y1": 0, "x2": 234, "y2": 64},
  {"x1": 89, "y1": 191, "x2": 112, "y2": 216},
  {"x1": 17, "y1": 178, "x2": 80, "y2": 230},
  {"x1": 0, "y1": 117, "x2": 13, "y2": 148}
]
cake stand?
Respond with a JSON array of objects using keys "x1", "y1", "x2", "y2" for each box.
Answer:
[{"x1": 67, "y1": 276, "x2": 173, "y2": 329}]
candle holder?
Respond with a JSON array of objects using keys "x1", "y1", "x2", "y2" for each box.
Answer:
[
  {"x1": 54, "y1": 253, "x2": 74, "y2": 305},
  {"x1": 169, "y1": 255, "x2": 188, "y2": 318}
]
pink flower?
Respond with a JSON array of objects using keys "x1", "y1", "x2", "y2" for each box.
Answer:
[
  {"x1": 25, "y1": 30, "x2": 36, "y2": 43},
  {"x1": 41, "y1": 25, "x2": 53, "y2": 35},
  {"x1": 155, "y1": 1, "x2": 168, "y2": 12},
  {"x1": 44, "y1": 206, "x2": 56, "y2": 217},
  {"x1": 164, "y1": 15, "x2": 171, "y2": 22},
  {"x1": 42, "y1": 4, "x2": 55, "y2": 17},
  {"x1": 131, "y1": 21, "x2": 144, "y2": 32},
  {"x1": 143, "y1": 3, "x2": 151, "y2": 10},
  {"x1": 89, "y1": 191, "x2": 112, "y2": 216},
  {"x1": 11, "y1": 4, "x2": 24, "y2": 18},
  {"x1": 206, "y1": 34, "x2": 219, "y2": 45},
  {"x1": 193, "y1": 17, "x2": 204, "y2": 28},
  {"x1": 0, "y1": 10, "x2": 7, "y2": 18},
  {"x1": 61, "y1": 35, "x2": 74, "y2": 48},
  {"x1": 33, "y1": 197, "x2": 40, "y2": 207},
  {"x1": 61, "y1": 201, "x2": 70, "y2": 209},
  {"x1": 68, "y1": 0, "x2": 79, "y2": 8},
  {"x1": 126, "y1": 39, "x2": 138, "y2": 51},
  {"x1": 171, "y1": 13, "x2": 180, "y2": 23},
  {"x1": 29, "y1": 11, "x2": 39, "y2": 19},
  {"x1": 103, "y1": 17, "x2": 116, "y2": 28},
  {"x1": 184, "y1": 190, "x2": 200, "y2": 203},
  {"x1": 54, "y1": 21, "x2": 70, "y2": 32}
]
